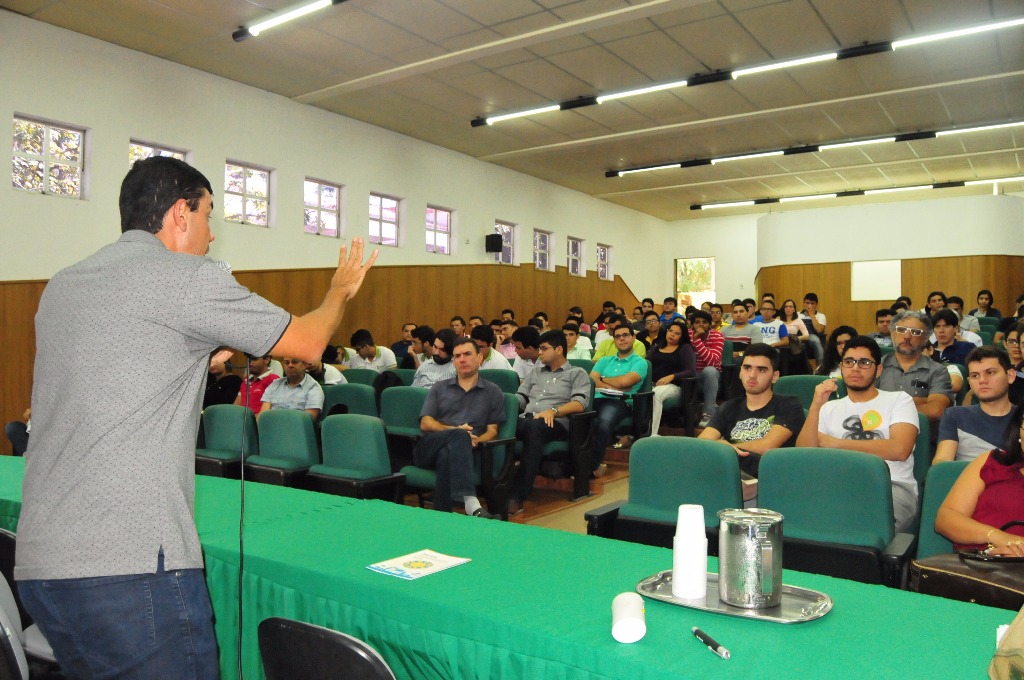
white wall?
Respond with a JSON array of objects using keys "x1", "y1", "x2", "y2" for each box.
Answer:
[
  {"x1": 0, "y1": 11, "x2": 666, "y2": 298},
  {"x1": 659, "y1": 212, "x2": 762, "y2": 302}
]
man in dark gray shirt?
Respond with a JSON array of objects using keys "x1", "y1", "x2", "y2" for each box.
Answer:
[
  {"x1": 508, "y1": 330, "x2": 591, "y2": 516},
  {"x1": 16, "y1": 157, "x2": 376, "y2": 679}
]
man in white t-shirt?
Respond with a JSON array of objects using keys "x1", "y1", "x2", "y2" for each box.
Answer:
[
  {"x1": 753, "y1": 300, "x2": 789, "y2": 349},
  {"x1": 348, "y1": 329, "x2": 398, "y2": 371},
  {"x1": 797, "y1": 335, "x2": 919, "y2": 532},
  {"x1": 799, "y1": 292, "x2": 827, "y2": 363}
]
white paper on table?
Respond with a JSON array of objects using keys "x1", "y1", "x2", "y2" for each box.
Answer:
[{"x1": 367, "y1": 549, "x2": 471, "y2": 580}]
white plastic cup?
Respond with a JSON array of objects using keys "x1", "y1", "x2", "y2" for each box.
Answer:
[
  {"x1": 672, "y1": 504, "x2": 708, "y2": 600},
  {"x1": 611, "y1": 592, "x2": 646, "y2": 643}
]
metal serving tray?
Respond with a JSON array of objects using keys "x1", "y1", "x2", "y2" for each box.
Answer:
[{"x1": 636, "y1": 570, "x2": 832, "y2": 624}]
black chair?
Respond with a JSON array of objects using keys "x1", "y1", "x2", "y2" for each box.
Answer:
[{"x1": 259, "y1": 617, "x2": 396, "y2": 680}]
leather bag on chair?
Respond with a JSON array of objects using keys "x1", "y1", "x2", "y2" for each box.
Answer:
[{"x1": 909, "y1": 553, "x2": 1024, "y2": 611}]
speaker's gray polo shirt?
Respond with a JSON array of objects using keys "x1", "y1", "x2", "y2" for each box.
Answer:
[{"x1": 16, "y1": 231, "x2": 291, "y2": 580}]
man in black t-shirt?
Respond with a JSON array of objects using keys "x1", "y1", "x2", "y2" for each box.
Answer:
[{"x1": 699, "y1": 343, "x2": 805, "y2": 476}]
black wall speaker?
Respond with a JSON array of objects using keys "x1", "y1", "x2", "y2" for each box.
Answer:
[{"x1": 485, "y1": 234, "x2": 503, "y2": 253}]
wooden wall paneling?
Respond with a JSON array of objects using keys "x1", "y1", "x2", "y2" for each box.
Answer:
[{"x1": 1, "y1": 281, "x2": 46, "y2": 430}]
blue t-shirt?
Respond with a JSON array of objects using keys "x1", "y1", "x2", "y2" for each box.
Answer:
[{"x1": 938, "y1": 405, "x2": 1014, "y2": 462}]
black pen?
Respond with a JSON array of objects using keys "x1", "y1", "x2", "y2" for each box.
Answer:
[{"x1": 692, "y1": 626, "x2": 730, "y2": 659}]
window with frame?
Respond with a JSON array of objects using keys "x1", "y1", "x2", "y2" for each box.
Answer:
[
  {"x1": 129, "y1": 140, "x2": 185, "y2": 167},
  {"x1": 304, "y1": 178, "x2": 342, "y2": 237},
  {"x1": 224, "y1": 161, "x2": 271, "y2": 226},
  {"x1": 425, "y1": 205, "x2": 452, "y2": 254},
  {"x1": 369, "y1": 193, "x2": 399, "y2": 247},
  {"x1": 494, "y1": 220, "x2": 516, "y2": 265},
  {"x1": 12, "y1": 116, "x2": 85, "y2": 198},
  {"x1": 533, "y1": 229, "x2": 553, "y2": 272},
  {"x1": 675, "y1": 257, "x2": 716, "y2": 310},
  {"x1": 597, "y1": 244, "x2": 612, "y2": 281},
  {"x1": 567, "y1": 237, "x2": 585, "y2": 277}
]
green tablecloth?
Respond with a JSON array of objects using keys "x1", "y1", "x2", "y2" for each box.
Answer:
[{"x1": 0, "y1": 455, "x2": 1013, "y2": 679}]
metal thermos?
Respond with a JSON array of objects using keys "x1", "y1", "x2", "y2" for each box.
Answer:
[{"x1": 717, "y1": 508, "x2": 784, "y2": 609}]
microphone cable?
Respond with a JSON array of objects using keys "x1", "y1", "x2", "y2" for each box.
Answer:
[{"x1": 237, "y1": 354, "x2": 250, "y2": 680}]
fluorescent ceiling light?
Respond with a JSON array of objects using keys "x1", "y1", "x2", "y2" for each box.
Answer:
[
  {"x1": 710, "y1": 151, "x2": 784, "y2": 165},
  {"x1": 234, "y1": 0, "x2": 341, "y2": 40},
  {"x1": 892, "y1": 17, "x2": 1024, "y2": 49},
  {"x1": 936, "y1": 121, "x2": 1024, "y2": 136},
  {"x1": 864, "y1": 185, "x2": 932, "y2": 195},
  {"x1": 597, "y1": 80, "x2": 688, "y2": 104},
  {"x1": 732, "y1": 52, "x2": 837, "y2": 79},
  {"x1": 779, "y1": 194, "x2": 837, "y2": 203},
  {"x1": 964, "y1": 176, "x2": 1024, "y2": 185},
  {"x1": 485, "y1": 105, "x2": 561, "y2": 125},
  {"x1": 701, "y1": 201, "x2": 755, "y2": 210},
  {"x1": 819, "y1": 137, "x2": 896, "y2": 151},
  {"x1": 617, "y1": 164, "x2": 682, "y2": 176}
]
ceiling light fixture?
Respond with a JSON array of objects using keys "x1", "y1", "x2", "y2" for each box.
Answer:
[
  {"x1": 935, "y1": 121, "x2": 1024, "y2": 136},
  {"x1": 233, "y1": 0, "x2": 345, "y2": 42},
  {"x1": 596, "y1": 79, "x2": 688, "y2": 104},
  {"x1": 710, "y1": 150, "x2": 784, "y2": 165},
  {"x1": 864, "y1": 185, "x2": 932, "y2": 195},
  {"x1": 480, "y1": 105, "x2": 561, "y2": 126},
  {"x1": 819, "y1": 137, "x2": 896, "y2": 151},
  {"x1": 616, "y1": 163, "x2": 683, "y2": 176},
  {"x1": 891, "y1": 16, "x2": 1024, "y2": 49},
  {"x1": 964, "y1": 175, "x2": 1024, "y2": 185},
  {"x1": 700, "y1": 200, "x2": 755, "y2": 210},
  {"x1": 779, "y1": 194, "x2": 837, "y2": 203},
  {"x1": 731, "y1": 52, "x2": 838, "y2": 79}
]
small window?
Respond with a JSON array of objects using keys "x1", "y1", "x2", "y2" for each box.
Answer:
[
  {"x1": 494, "y1": 220, "x2": 516, "y2": 265},
  {"x1": 533, "y1": 229, "x2": 553, "y2": 272},
  {"x1": 224, "y1": 161, "x2": 271, "y2": 226},
  {"x1": 12, "y1": 115, "x2": 85, "y2": 198},
  {"x1": 567, "y1": 237, "x2": 585, "y2": 277},
  {"x1": 597, "y1": 244, "x2": 612, "y2": 281},
  {"x1": 129, "y1": 140, "x2": 186, "y2": 167},
  {"x1": 425, "y1": 205, "x2": 452, "y2": 255},
  {"x1": 369, "y1": 193, "x2": 400, "y2": 247},
  {"x1": 304, "y1": 178, "x2": 343, "y2": 237},
  {"x1": 675, "y1": 257, "x2": 716, "y2": 309}
]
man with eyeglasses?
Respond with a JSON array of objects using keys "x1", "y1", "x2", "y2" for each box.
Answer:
[
  {"x1": 590, "y1": 325, "x2": 649, "y2": 476},
  {"x1": 637, "y1": 310, "x2": 664, "y2": 348},
  {"x1": 709, "y1": 303, "x2": 729, "y2": 332},
  {"x1": 593, "y1": 314, "x2": 647, "y2": 361},
  {"x1": 797, "y1": 335, "x2": 920, "y2": 532},
  {"x1": 507, "y1": 330, "x2": 591, "y2": 516},
  {"x1": 933, "y1": 347, "x2": 1017, "y2": 464},
  {"x1": 753, "y1": 300, "x2": 789, "y2": 349},
  {"x1": 877, "y1": 310, "x2": 954, "y2": 423},
  {"x1": 412, "y1": 328, "x2": 457, "y2": 388}
]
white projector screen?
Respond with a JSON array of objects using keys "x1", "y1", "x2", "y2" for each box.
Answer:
[{"x1": 851, "y1": 260, "x2": 902, "y2": 301}]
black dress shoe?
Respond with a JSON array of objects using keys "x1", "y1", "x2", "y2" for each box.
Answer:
[{"x1": 472, "y1": 508, "x2": 497, "y2": 519}]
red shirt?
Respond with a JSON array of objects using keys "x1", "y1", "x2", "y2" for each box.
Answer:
[
  {"x1": 238, "y1": 372, "x2": 279, "y2": 412},
  {"x1": 955, "y1": 453, "x2": 1024, "y2": 551}
]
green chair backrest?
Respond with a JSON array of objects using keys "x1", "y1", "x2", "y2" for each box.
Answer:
[
  {"x1": 568, "y1": 358, "x2": 595, "y2": 373},
  {"x1": 773, "y1": 375, "x2": 845, "y2": 410},
  {"x1": 976, "y1": 316, "x2": 1000, "y2": 331},
  {"x1": 479, "y1": 369, "x2": 519, "y2": 394},
  {"x1": 619, "y1": 438, "x2": 742, "y2": 529},
  {"x1": 911, "y1": 412, "x2": 932, "y2": 492},
  {"x1": 916, "y1": 461, "x2": 970, "y2": 559},
  {"x1": 321, "y1": 383, "x2": 378, "y2": 419},
  {"x1": 488, "y1": 393, "x2": 520, "y2": 475},
  {"x1": 951, "y1": 363, "x2": 969, "y2": 405},
  {"x1": 978, "y1": 330, "x2": 995, "y2": 346},
  {"x1": 388, "y1": 369, "x2": 417, "y2": 386},
  {"x1": 257, "y1": 409, "x2": 319, "y2": 466},
  {"x1": 320, "y1": 414, "x2": 391, "y2": 478},
  {"x1": 759, "y1": 447, "x2": 894, "y2": 550},
  {"x1": 721, "y1": 340, "x2": 735, "y2": 367},
  {"x1": 880, "y1": 345, "x2": 895, "y2": 357},
  {"x1": 342, "y1": 368, "x2": 379, "y2": 386},
  {"x1": 201, "y1": 404, "x2": 258, "y2": 457},
  {"x1": 379, "y1": 386, "x2": 429, "y2": 432}
]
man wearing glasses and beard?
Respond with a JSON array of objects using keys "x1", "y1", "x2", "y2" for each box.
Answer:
[
  {"x1": 877, "y1": 310, "x2": 954, "y2": 425},
  {"x1": 797, "y1": 335, "x2": 920, "y2": 532}
]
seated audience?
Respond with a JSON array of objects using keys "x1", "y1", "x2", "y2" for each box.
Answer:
[
  {"x1": 235, "y1": 354, "x2": 279, "y2": 412},
  {"x1": 934, "y1": 347, "x2": 1016, "y2": 463},
  {"x1": 563, "y1": 323, "x2": 592, "y2": 360},
  {"x1": 700, "y1": 344, "x2": 804, "y2": 476},
  {"x1": 592, "y1": 301, "x2": 616, "y2": 330},
  {"x1": 590, "y1": 325, "x2": 648, "y2": 475},
  {"x1": 1006, "y1": 322, "x2": 1024, "y2": 406},
  {"x1": 391, "y1": 322, "x2": 417, "y2": 365},
  {"x1": 797, "y1": 336, "x2": 919, "y2": 532},
  {"x1": 468, "y1": 315, "x2": 485, "y2": 329},
  {"x1": 868, "y1": 308, "x2": 894, "y2": 348},
  {"x1": 305, "y1": 358, "x2": 346, "y2": 385},
  {"x1": 498, "y1": 319, "x2": 519, "y2": 360},
  {"x1": 412, "y1": 329, "x2": 456, "y2": 388},
  {"x1": 722, "y1": 302, "x2": 763, "y2": 357},
  {"x1": 968, "y1": 289, "x2": 1002, "y2": 319},
  {"x1": 754, "y1": 299, "x2": 789, "y2": 349},
  {"x1": 922, "y1": 344, "x2": 964, "y2": 394},
  {"x1": 630, "y1": 306, "x2": 644, "y2": 331},
  {"x1": 799, "y1": 292, "x2": 827, "y2": 363},
  {"x1": 931, "y1": 308, "x2": 975, "y2": 366},
  {"x1": 648, "y1": 320, "x2": 696, "y2": 436},
  {"x1": 816, "y1": 325, "x2": 858, "y2": 378},
  {"x1": 450, "y1": 315, "x2": 467, "y2": 337},
  {"x1": 511, "y1": 326, "x2": 541, "y2": 383},
  {"x1": 593, "y1": 314, "x2": 647, "y2": 361},
  {"x1": 659, "y1": 297, "x2": 684, "y2": 326},
  {"x1": 348, "y1": 329, "x2": 398, "y2": 372},
  {"x1": 568, "y1": 306, "x2": 592, "y2": 335},
  {"x1": 636, "y1": 311, "x2": 663, "y2": 348},
  {"x1": 744, "y1": 298, "x2": 760, "y2": 323},
  {"x1": 260, "y1": 357, "x2": 324, "y2": 421},
  {"x1": 532, "y1": 312, "x2": 550, "y2": 331},
  {"x1": 470, "y1": 325, "x2": 513, "y2": 370},
  {"x1": 935, "y1": 405, "x2": 1024, "y2": 555},
  {"x1": 924, "y1": 290, "x2": 947, "y2": 316},
  {"x1": 710, "y1": 302, "x2": 729, "y2": 332},
  {"x1": 690, "y1": 310, "x2": 724, "y2": 428},
  {"x1": 413, "y1": 337, "x2": 505, "y2": 518},
  {"x1": 507, "y1": 330, "x2": 591, "y2": 516},
  {"x1": 404, "y1": 325, "x2": 435, "y2": 369},
  {"x1": 204, "y1": 356, "x2": 242, "y2": 408},
  {"x1": 945, "y1": 296, "x2": 981, "y2": 333},
  {"x1": 500, "y1": 308, "x2": 515, "y2": 321},
  {"x1": 779, "y1": 299, "x2": 809, "y2": 342},
  {"x1": 995, "y1": 302, "x2": 1024, "y2": 344},
  {"x1": 881, "y1": 310, "x2": 954, "y2": 423}
]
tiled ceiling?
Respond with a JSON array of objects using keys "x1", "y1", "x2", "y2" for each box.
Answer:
[{"x1": 6, "y1": 0, "x2": 1024, "y2": 220}]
